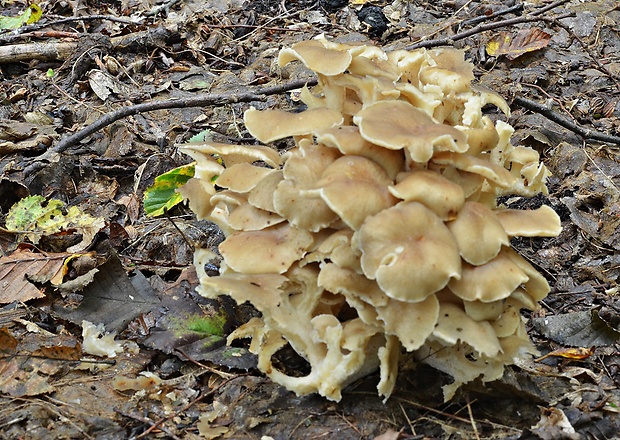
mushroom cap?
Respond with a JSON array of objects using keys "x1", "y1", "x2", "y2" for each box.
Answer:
[
  {"x1": 274, "y1": 179, "x2": 338, "y2": 232},
  {"x1": 315, "y1": 126, "x2": 405, "y2": 179},
  {"x1": 248, "y1": 170, "x2": 284, "y2": 213},
  {"x1": 495, "y1": 205, "x2": 561, "y2": 237},
  {"x1": 216, "y1": 163, "x2": 275, "y2": 193},
  {"x1": 448, "y1": 248, "x2": 529, "y2": 302},
  {"x1": 459, "y1": 116, "x2": 500, "y2": 156},
  {"x1": 219, "y1": 223, "x2": 314, "y2": 274},
  {"x1": 314, "y1": 229, "x2": 361, "y2": 273},
  {"x1": 432, "y1": 303, "x2": 502, "y2": 357},
  {"x1": 347, "y1": 54, "x2": 400, "y2": 81},
  {"x1": 463, "y1": 299, "x2": 505, "y2": 322},
  {"x1": 318, "y1": 263, "x2": 389, "y2": 307},
  {"x1": 419, "y1": 48, "x2": 475, "y2": 93},
  {"x1": 278, "y1": 39, "x2": 353, "y2": 75},
  {"x1": 228, "y1": 203, "x2": 285, "y2": 231},
  {"x1": 244, "y1": 107, "x2": 344, "y2": 144},
  {"x1": 354, "y1": 100, "x2": 467, "y2": 163},
  {"x1": 389, "y1": 169, "x2": 465, "y2": 220},
  {"x1": 177, "y1": 178, "x2": 216, "y2": 219},
  {"x1": 317, "y1": 156, "x2": 397, "y2": 230},
  {"x1": 447, "y1": 201, "x2": 509, "y2": 265},
  {"x1": 355, "y1": 202, "x2": 461, "y2": 302},
  {"x1": 432, "y1": 152, "x2": 517, "y2": 188},
  {"x1": 376, "y1": 296, "x2": 439, "y2": 351},
  {"x1": 179, "y1": 142, "x2": 281, "y2": 168}
]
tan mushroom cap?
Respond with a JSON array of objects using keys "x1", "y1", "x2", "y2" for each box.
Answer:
[
  {"x1": 432, "y1": 303, "x2": 502, "y2": 357},
  {"x1": 504, "y1": 249, "x2": 550, "y2": 301},
  {"x1": 432, "y1": 152, "x2": 517, "y2": 188},
  {"x1": 347, "y1": 54, "x2": 400, "y2": 81},
  {"x1": 317, "y1": 156, "x2": 398, "y2": 230},
  {"x1": 491, "y1": 305, "x2": 521, "y2": 338},
  {"x1": 420, "y1": 48, "x2": 475, "y2": 93},
  {"x1": 330, "y1": 74, "x2": 400, "y2": 106},
  {"x1": 448, "y1": 248, "x2": 529, "y2": 302},
  {"x1": 318, "y1": 263, "x2": 389, "y2": 307},
  {"x1": 278, "y1": 39, "x2": 353, "y2": 76},
  {"x1": 463, "y1": 299, "x2": 505, "y2": 322},
  {"x1": 179, "y1": 142, "x2": 281, "y2": 168},
  {"x1": 314, "y1": 230, "x2": 361, "y2": 273},
  {"x1": 244, "y1": 107, "x2": 344, "y2": 144},
  {"x1": 216, "y1": 163, "x2": 275, "y2": 193},
  {"x1": 199, "y1": 273, "x2": 287, "y2": 311},
  {"x1": 447, "y1": 201, "x2": 509, "y2": 265},
  {"x1": 354, "y1": 100, "x2": 467, "y2": 163},
  {"x1": 315, "y1": 126, "x2": 405, "y2": 179},
  {"x1": 228, "y1": 203, "x2": 285, "y2": 231},
  {"x1": 219, "y1": 223, "x2": 314, "y2": 274},
  {"x1": 177, "y1": 178, "x2": 216, "y2": 219},
  {"x1": 248, "y1": 170, "x2": 284, "y2": 213},
  {"x1": 460, "y1": 116, "x2": 500, "y2": 156},
  {"x1": 274, "y1": 179, "x2": 338, "y2": 232},
  {"x1": 376, "y1": 296, "x2": 439, "y2": 351},
  {"x1": 389, "y1": 169, "x2": 465, "y2": 220},
  {"x1": 355, "y1": 202, "x2": 461, "y2": 302},
  {"x1": 495, "y1": 205, "x2": 561, "y2": 237}
]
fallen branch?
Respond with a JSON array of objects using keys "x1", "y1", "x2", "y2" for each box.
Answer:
[
  {"x1": 0, "y1": 26, "x2": 178, "y2": 63},
  {"x1": 406, "y1": 0, "x2": 573, "y2": 50},
  {"x1": 512, "y1": 96, "x2": 620, "y2": 145},
  {"x1": 22, "y1": 77, "x2": 319, "y2": 175}
]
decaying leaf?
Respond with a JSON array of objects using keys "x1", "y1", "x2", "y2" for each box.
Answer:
[
  {"x1": 486, "y1": 28, "x2": 551, "y2": 60},
  {"x1": 5, "y1": 195, "x2": 105, "y2": 252},
  {"x1": 532, "y1": 310, "x2": 620, "y2": 347},
  {"x1": 143, "y1": 163, "x2": 195, "y2": 217},
  {"x1": 535, "y1": 346, "x2": 596, "y2": 363},
  {"x1": 0, "y1": 249, "x2": 101, "y2": 304},
  {"x1": 0, "y1": 4, "x2": 42, "y2": 30}
]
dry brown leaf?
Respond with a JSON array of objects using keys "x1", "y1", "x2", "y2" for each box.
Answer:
[
  {"x1": 0, "y1": 249, "x2": 99, "y2": 304},
  {"x1": 486, "y1": 28, "x2": 552, "y2": 60},
  {"x1": 535, "y1": 346, "x2": 596, "y2": 362}
]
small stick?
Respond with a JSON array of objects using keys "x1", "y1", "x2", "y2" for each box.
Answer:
[
  {"x1": 406, "y1": 0, "x2": 572, "y2": 50},
  {"x1": 512, "y1": 96, "x2": 620, "y2": 145}
]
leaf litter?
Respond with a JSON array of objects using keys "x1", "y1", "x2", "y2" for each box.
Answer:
[{"x1": 0, "y1": 0, "x2": 620, "y2": 438}]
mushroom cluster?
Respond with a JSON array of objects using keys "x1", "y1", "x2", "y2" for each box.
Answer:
[{"x1": 179, "y1": 37, "x2": 561, "y2": 402}]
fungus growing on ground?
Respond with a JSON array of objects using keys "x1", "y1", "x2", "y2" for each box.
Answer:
[{"x1": 180, "y1": 37, "x2": 561, "y2": 402}]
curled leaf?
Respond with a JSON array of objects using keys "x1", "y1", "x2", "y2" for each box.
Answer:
[{"x1": 486, "y1": 28, "x2": 551, "y2": 60}]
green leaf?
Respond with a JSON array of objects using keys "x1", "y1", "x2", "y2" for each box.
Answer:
[
  {"x1": 143, "y1": 163, "x2": 195, "y2": 217},
  {"x1": 0, "y1": 4, "x2": 43, "y2": 30}
]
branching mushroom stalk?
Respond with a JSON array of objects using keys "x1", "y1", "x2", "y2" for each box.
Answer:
[{"x1": 179, "y1": 36, "x2": 561, "y2": 402}]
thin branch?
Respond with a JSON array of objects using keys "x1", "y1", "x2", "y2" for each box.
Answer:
[
  {"x1": 512, "y1": 96, "x2": 620, "y2": 145},
  {"x1": 405, "y1": 0, "x2": 572, "y2": 50},
  {"x1": 459, "y1": 3, "x2": 524, "y2": 28},
  {"x1": 22, "y1": 77, "x2": 318, "y2": 176}
]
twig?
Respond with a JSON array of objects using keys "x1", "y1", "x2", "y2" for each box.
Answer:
[
  {"x1": 459, "y1": 3, "x2": 524, "y2": 28},
  {"x1": 405, "y1": 0, "x2": 572, "y2": 50},
  {"x1": 0, "y1": 15, "x2": 143, "y2": 44},
  {"x1": 56, "y1": 78, "x2": 315, "y2": 153},
  {"x1": 512, "y1": 96, "x2": 620, "y2": 145},
  {"x1": 23, "y1": 77, "x2": 318, "y2": 176}
]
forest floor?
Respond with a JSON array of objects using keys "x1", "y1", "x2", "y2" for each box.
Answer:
[{"x1": 1, "y1": 0, "x2": 620, "y2": 438}]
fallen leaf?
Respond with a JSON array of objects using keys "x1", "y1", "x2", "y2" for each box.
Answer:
[
  {"x1": 535, "y1": 346, "x2": 596, "y2": 363},
  {"x1": 486, "y1": 28, "x2": 551, "y2": 60}
]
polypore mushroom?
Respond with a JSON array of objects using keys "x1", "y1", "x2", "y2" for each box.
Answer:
[{"x1": 181, "y1": 37, "x2": 560, "y2": 404}]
